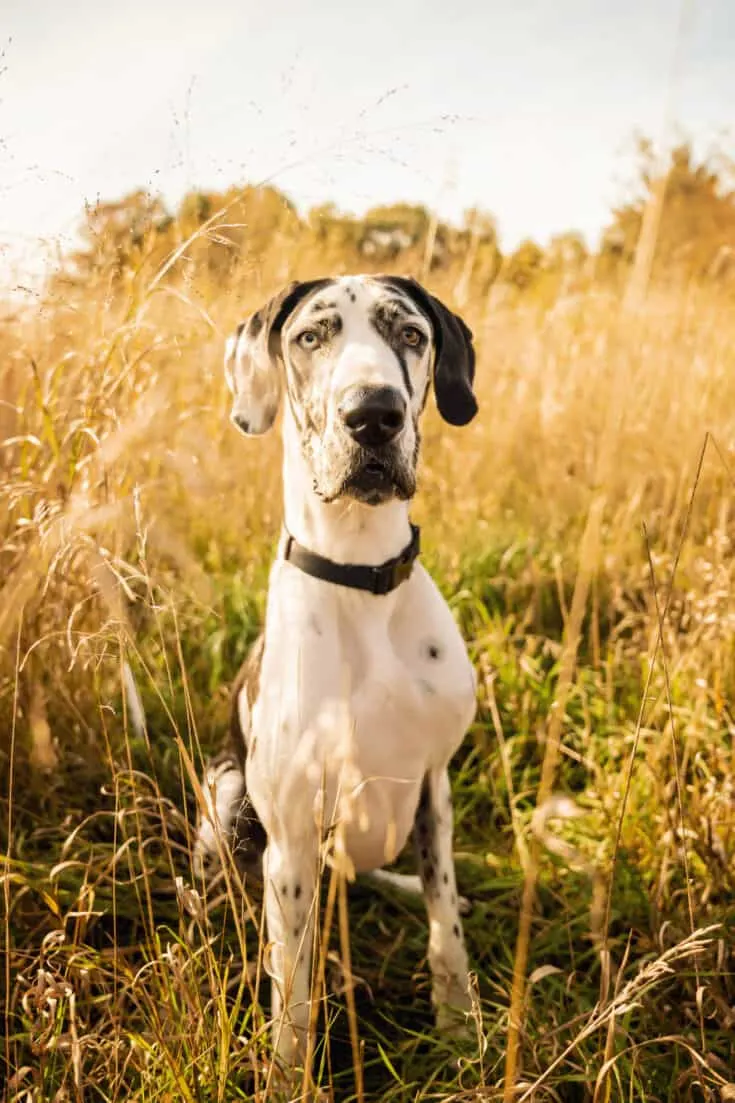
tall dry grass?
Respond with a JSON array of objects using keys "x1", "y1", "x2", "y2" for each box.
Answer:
[{"x1": 1, "y1": 232, "x2": 734, "y2": 1099}]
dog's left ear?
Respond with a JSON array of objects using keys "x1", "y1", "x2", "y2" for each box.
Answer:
[
  {"x1": 383, "y1": 277, "x2": 478, "y2": 427},
  {"x1": 225, "y1": 279, "x2": 330, "y2": 436}
]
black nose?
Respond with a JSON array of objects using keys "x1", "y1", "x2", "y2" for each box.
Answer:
[{"x1": 339, "y1": 386, "x2": 406, "y2": 447}]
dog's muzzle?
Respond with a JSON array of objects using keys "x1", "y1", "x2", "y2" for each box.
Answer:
[{"x1": 336, "y1": 385, "x2": 412, "y2": 505}]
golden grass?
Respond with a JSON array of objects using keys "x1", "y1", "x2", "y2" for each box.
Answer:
[{"x1": 1, "y1": 233, "x2": 734, "y2": 1099}]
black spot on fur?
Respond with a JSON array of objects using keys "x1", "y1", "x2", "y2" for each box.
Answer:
[
  {"x1": 424, "y1": 862, "x2": 435, "y2": 881},
  {"x1": 294, "y1": 883, "x2": 302, "y2": 900},
  {"x1": 321, "y1": 314, "x2": 342, "y2": 338},
  {"x1": 395, "y1": 347, "x2": 411, "y2": 395},
  {"x1": 453, "y1": 924, "x2": 460, "y2": 939},
  {"x1": 426, "y1": 642, "x2": 441, "y2": 660},
  {"x1": 281, "y1": 885, "x2": 288, "y2": 897},
  {"x1": 293, "y1": 927, "x2": 300, "y2": 938},
  {"x1": 421, "y1": 847, "x2": 429, "y2": 861},
  {"x1": 443, "y1": 872, "x2": 449, "y2": 885}
]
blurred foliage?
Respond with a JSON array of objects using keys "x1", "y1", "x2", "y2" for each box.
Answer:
[
  {"x1": 55, "y1": 140, "x2": 735, "y2": 305},
  {"x1": 601, "y1": 139, "x2": 735, "y2": 281}
]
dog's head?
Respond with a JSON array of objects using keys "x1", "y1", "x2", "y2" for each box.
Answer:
[{"x1": 224, "y1": 275, "x2": 477, "y2": 505}]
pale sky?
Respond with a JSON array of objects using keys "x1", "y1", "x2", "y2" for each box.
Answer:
[{"x1": 1, "y1": 0, "x2": 733, "y2": 282}]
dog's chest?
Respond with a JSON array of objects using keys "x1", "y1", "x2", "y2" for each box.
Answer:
[{"x1": 246, "y1": 563, "x2": 476, "y2": 871}]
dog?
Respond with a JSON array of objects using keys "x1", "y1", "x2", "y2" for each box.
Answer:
[{"x1": 194, "y1": 274, "x2": 479, "y2": 1073}]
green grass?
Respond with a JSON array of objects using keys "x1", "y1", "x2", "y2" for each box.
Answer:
[{"x1": 3, "y1": 539, "x2": 733, "y2": 1101}]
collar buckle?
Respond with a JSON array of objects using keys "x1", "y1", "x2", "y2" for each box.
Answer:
[{"x1": 371, "y1": 566, "x2": 395, "y2": 595}]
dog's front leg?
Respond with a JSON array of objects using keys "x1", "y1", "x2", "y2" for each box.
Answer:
[
  {"x1": 413, "y1": 769, "x2": 472, "y2": 1030},
  {"x1": 263, "y1": 838, "x2": 317, "y2": 1070}
]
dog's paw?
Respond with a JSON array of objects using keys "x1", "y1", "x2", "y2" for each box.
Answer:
[
  {"x1": 432, "y1": 975, "x2": 473, "y2": 1039},
  {"x1": 434, "y1": 999, "x2": 473, "y2": 1042}
]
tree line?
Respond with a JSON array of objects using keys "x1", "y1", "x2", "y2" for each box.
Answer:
[{"x1": 56, "y1": 141, "x2": 735, "y2": 299}]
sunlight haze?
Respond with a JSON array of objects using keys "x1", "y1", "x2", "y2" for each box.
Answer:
[{"x1": 1, "y1": 0, "x2": 733, "y2": 282}]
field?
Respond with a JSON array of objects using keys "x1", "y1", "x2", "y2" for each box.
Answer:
[{"x1": 1, "y1": 217, "x2": 734, "y2": 1101}]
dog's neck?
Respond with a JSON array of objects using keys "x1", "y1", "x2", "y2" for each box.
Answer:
[{"x1": 281, "y1": 413, "x2": 413, "y2": 567}]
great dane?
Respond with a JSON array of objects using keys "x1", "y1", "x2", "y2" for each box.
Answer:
[{"x1": 194, "y1": 274, "x2": 478, "y2": 1072}]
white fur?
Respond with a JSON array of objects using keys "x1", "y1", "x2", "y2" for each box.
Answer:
[
  {"x1": 193, "y1": 760, "x2": 244, "y2": 877},
  {"x1": 365, "y1": 868, "x2": 471, "y2": 914}
]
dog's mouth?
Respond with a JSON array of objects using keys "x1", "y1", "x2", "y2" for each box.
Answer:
[
  {"x1": 310, "y1": 435, "x2": 417, "y2": 506},
  {"x1": 342, "y1": 452, "x2": 414, "y2": 506},
  {"x1": 363, "y1": 459, "x2": 388, "y2": 480}
]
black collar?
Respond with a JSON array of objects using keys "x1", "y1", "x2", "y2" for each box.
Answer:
[{"x1": 282, "y1": 524, "x2": 421, "y2": 595}]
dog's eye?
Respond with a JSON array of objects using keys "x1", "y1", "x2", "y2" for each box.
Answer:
[
  {"x1": 297, "y1": 330, "x2": 321, "y2": 350},
  {"x1": 401, "y1": 325, "x2": 423, "y2": 348}
]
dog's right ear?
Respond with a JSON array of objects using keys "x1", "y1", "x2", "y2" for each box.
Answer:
[
  {"x1": 224, "y1": 306, "x2": 281, "y2": 437},
  {"x1": 225, "y1": 279, "x2": 329, "y2": 436}
]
